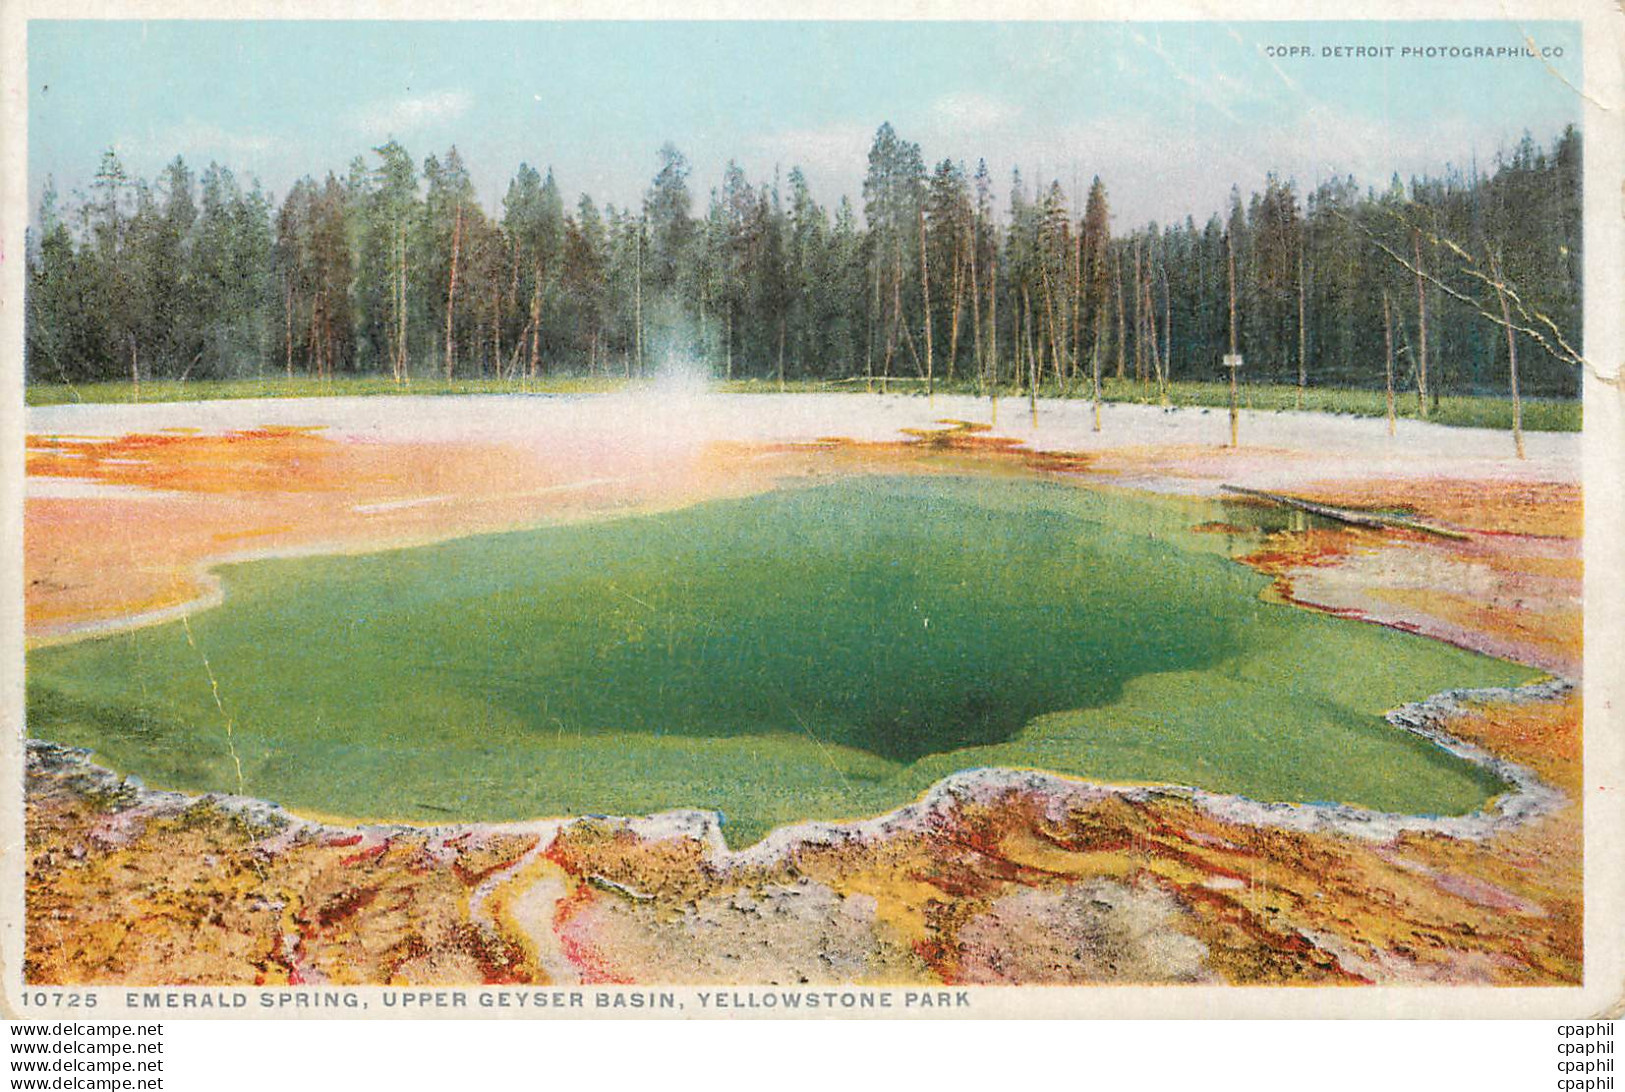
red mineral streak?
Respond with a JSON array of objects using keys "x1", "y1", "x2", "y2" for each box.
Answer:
[
  {"x1": 314, "y1": 885, "x2": 381, "y2": 929},
  {"x1": 551, "y1": 884, "x2": 631, "y2": 985},
  {"x1": 339, "y1": 842, "x2": 389, "y2": 867}
]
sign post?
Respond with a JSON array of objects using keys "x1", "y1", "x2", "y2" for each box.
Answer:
[{"x1": 1222, "y1": 353, "x2": 1244, "y2": 447}]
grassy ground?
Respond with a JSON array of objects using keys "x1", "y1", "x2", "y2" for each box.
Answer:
[
  {"x1": 28, "y1": 475, "x2": 1531, "y2": 845},
  {"x1": 26, "y1": 372, "x2": 1579, "y2": 432},
  {"x1": 23, "y1": 374, "x2": 624, "y2": 406},
  {"x1": 720, "y1": 375, "x2": 1583, "y2": 432}
]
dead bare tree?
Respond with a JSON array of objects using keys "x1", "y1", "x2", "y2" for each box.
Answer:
[
  {"x1": 919, "y1": 207, "x2": 934, "y2": 399},
  {"x1": 1039, "y1": 260, "x2": 1062, "y2": 392},
  {"x1": 866, "y1": 260, "x2": 879, "y2": 393},
  {"x1": 1022, "y1": 285, "x2": 1038, "y2": 425},
  {"x1": 1488, "y1": 249, "x2": 1526, "y2": 459},
  {"x1": 1296, "y1": 240, "x2": 1308, "y2": 410},
  {"x1": 634, "y1": 216, "x2": 645, "y2": 378},
  {"x1": 969, "y1": 220, "x2": 983, "y2": 395},
  {"x1": 882, "y1": 241, "x2": 903, "y2": 381},
  {"x1": 444, "y1": 202, "x2": 463, "y2": 381},
  {"x1": 284, "y1": 278, "x2": 295, "y2": 381},
  {"x1": 1162, "y1": 260, "x2": 1172, "y2": 404},
  {"x1": 393, "y1": 224, "x2": 409, "y2": 385},
  {"x1": 1226, "y1": 229, "x2": 1239, "y2": 448},
  {"x1": 491, "y1": 280, "x2": 501, "y2": 378},
  {"x1": 527, "y1": 270, "x2": 542, "y2": 379},
  {"x1": 947, "y1": 226, "x2": 966, "y2": 384},
  {"x1": 1091, "y1": 266, "x2": 1106, "y2": 432},
  {"x1": 1382, "y1": 290, "x2": 1396, "y2": 437},
  {"x1": 1143, "y1": 261, "x2": 1167, "y2": 407},
  {"x1": 1071, "y1": 219, "x2": 1083, "y2": 393},
  {"x1": 1339, "y1": 205, "x2": 1585, "y2": 456},
  {"x1": 988, "y1": 245, "x2": 1000, "y2": 424},
  {"x1": 1114, "y1": 246, "x2": 1126, "y2": 380},
  {"x1": 1413, "y1": 227, "x2": 1430, "y2": 419},
  {"x1": 1137, "y1": 238, "x2": 1150, "y2": 388}
]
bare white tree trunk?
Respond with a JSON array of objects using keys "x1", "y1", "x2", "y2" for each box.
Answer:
[
  {"x1": 1382, "y1": 290, "x2": 1396, "y2": 437},
  {"x1": 1489, "y1": 251, "x2": 1526, "y2": 459}
]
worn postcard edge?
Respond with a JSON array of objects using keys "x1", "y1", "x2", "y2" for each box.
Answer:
[{"x1": 0, "y1": 0, "x2": 1620, "y2": 1019}]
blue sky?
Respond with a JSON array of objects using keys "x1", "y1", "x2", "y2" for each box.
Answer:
[{"x1": 28, "y1": 20, "x2": 1583, "y2": 228}]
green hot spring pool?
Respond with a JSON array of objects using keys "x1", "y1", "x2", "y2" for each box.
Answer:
[{"x1": 27, "y1": 474, "x2": 1536, "y2": 844}]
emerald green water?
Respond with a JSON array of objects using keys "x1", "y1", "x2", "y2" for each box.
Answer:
[{"x1": 27, "y1": 475, "x2": 1533, "y2": 844}]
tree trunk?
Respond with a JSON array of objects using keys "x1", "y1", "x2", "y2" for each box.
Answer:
[
  {"x1": 507, "y1": 319, "x2": 530, "y2": 379},
  {"x1": 1489, "y1": 252, "x2": 1525, "y2": 459},
  {"x1": 1144, "y1": 270, "x2": 1166, "y2": 406},
  {"x1": 919, "y1": 207, "x2": 933, "y2": 399},
  {"x1": 1039, "y1": 263, "x2": 1062, "y2": 393},
  {"x1": 492, "y1": 284, "x2": 502, "y2": 380},
  {"x1": 1072, "y1": 220, "x2": 1083, "y2": 387},
  {"x1": 390, "y1": 235, "x2": 401, "y2": 384},
  {"x1": 309, "y1": 295, "x2": 322, "y2": 380},
  {"x1": 528, "y1": 271, "x2": 542, "y2": 380},
  {"x1": 509, "y1": 240, "x2": 520, "y2": 308},
  {"x1": 445, "y1": 202, "x2": 462, "y2": 382},
  {"x1": 1227, "y1": 230, "x2": 1239, "y2": 447},
  {"x1": 1022, "y1": 285, "x2": 1038, "y2": 426},
  {"x1": 948, "y1": 227, "x2": 965, "y2": 384},
  {"x1": 699, "y1": 289, "x2": 709, "y2": 372},
  {"x1": 897, "y1": 302, "x2": 924, "y2": 376},
  {"x1": 1132, "y1": 239, "x2": 1144, "y2": 386},
  {"x1": 1428, "y1": 224, "x2": 1442, "y2": 415},
  {"x1": 397, "y1": 225, "x2": 409, "y2": 386},
  {"x1": 1163, "y1": 267, "x2": 1173, "y2": 402},
  {"x1": 884, "y1": 241, "x2": 904, "y2": 380},
  {"x1": 988, "y1": 246, "x2": 999, "y2": 424},
  {"x1": 969, "y1": 223, "x2": 983, "y2": 394},
  {"x1": 1092, "y1": 313, "x2": 1103, "y2": 433},
  {"x1": 866, "y1": 260, "x2": 879, "y2": 393},
  {"x1": 1059, "y1": 234, "x2": 1071, "y2": 385},
  {"x1": 284, "y1": 279, "x2": 294, "y2": 381},
  {"x1": 1382, "y1": 290, "x2": 1396, "y2": 437},
  {"x1": 1114, "y1": 246, "x2": 1127, "y2": 380},
  {"x1": 1413, "y1": 228, "x2": 1430, "y2": 419},
  {"x1": 634, "y1": 221, "x2": 644, "y2": 378},
  {"x1": 1296, "y1": 241, "x2": 1307, "y2": 410}
]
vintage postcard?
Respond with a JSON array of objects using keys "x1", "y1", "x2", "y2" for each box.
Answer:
[{"x1": 1, "y1": 0, "x2": 1621, "y2": 1020}]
